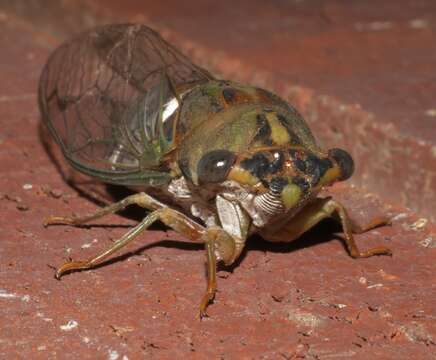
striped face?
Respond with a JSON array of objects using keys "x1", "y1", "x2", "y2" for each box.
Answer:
[{"x1": 195, "y1": 145, "x2": 353, "y2": 227}]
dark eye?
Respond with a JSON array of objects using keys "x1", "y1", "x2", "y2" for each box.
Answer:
[
  {"x1": 197, "y1": 150, "x2": 236, "y2": 184},
  {"x1": 328, "y1": 148, "x2": 354, "y2": 181}
]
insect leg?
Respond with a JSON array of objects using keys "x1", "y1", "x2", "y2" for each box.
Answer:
[
  {"x1": 200, "y1": 236, "x2": 217, "y2": 318},
  {"x1": 348, "y1": 215, "x2": 391, "y2": 234},
  {"x1": 50, "y1": 194, "x2": 240, "y2": 316},
  {"x1": 260, "y1": 197, "x2": 392, "y2": 258},
  {"x1": 55, "y1": 210, "x2": 161, "y2": 278},
  {"x1": 44, "y1": 192, "x2": 165, "y2": 227},
  {"x1": 327, "y1": 199, "x2": 392, "y2": 258},
  {"x1": 55, "y1": 206, "x2": 205, "y2": 278},
  {"x1": 199, "y1": 227, "x2": 239, "y2": 318}
]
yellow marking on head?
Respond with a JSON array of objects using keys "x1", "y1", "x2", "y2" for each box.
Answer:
[
  {"x1": 317, "y1": 166, "x2": 341, "y2": 187},
  {"x1": 228, "y1": 166, "x2": 260, "y2": 186},
  {"x1": 266, "y1": 112, "x2": 290, "y2": 146},
  {"x1": 281, "y1": 183, "x2": 302, "y2": 210}
]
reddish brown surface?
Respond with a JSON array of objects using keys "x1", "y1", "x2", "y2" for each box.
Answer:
[
  {"x1": 97, "y1": 0, "x2": 436, "y2": 141},
  {"x1": 1, "y1": 1, "x2": 435, "y2": 359}
]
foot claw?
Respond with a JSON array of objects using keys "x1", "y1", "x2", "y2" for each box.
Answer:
[
  {"x1": 199, "y1": 309, "x2": 209, "y2": 319},
  {"x1": 43, "y1": 216, "x2": 54, "y2": 227},
  {"x1": 43, "y1": 216, "x2": 74, "y2": 227},
  {"x1": 382, "y1": 248, "x2": 393, "y2": 257},
  {"x1": 354, "y1": 246, "x2": 392, "y2": 258},
  {"x1": 55, "y1": 261, "x2": 90, "y2": 279},
  {"x1": 199, "y1": 291, "x2": 215, "y2": 319}
]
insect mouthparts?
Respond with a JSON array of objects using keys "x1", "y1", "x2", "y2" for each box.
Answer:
[{"x1": 254, "y1": 191, "x2": 284, "y2": 216}]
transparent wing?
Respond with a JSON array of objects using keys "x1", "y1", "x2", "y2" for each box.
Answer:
[{"x1": 39, "y1": 24, "x2": 214, "y2": 186}]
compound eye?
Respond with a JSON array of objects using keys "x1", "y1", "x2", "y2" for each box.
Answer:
[
  {"x1": 197, "y1": 150, "x2": 236, "y2": 184},
  {"x1": 328, "y1": 148, "x2": 354, "y2": 181}
]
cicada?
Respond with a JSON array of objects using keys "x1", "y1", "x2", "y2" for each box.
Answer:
[{"x1": 40, "y1": 24, "x2": 391, "y2": 317}]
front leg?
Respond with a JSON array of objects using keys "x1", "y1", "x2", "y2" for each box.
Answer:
[
  {"x1": 260, "y1": 197, "x2": 392, "y2": 258},
  {"x1": 199, "y1": 226, "x2": 240, "y2": 317}
]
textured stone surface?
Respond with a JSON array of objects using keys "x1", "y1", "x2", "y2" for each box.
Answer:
[{"x1": 0, "y1": 1, "x2": 435, "y2": 359}]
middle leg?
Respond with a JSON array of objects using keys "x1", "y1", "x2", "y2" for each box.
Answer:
[{"x1": 44, "y1": 192, "x2": 165, "y2": 227}]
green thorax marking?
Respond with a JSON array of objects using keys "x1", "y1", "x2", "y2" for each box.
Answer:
[{"x1": 175, "y1": 80, "x2": 321, "y2": 184}]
